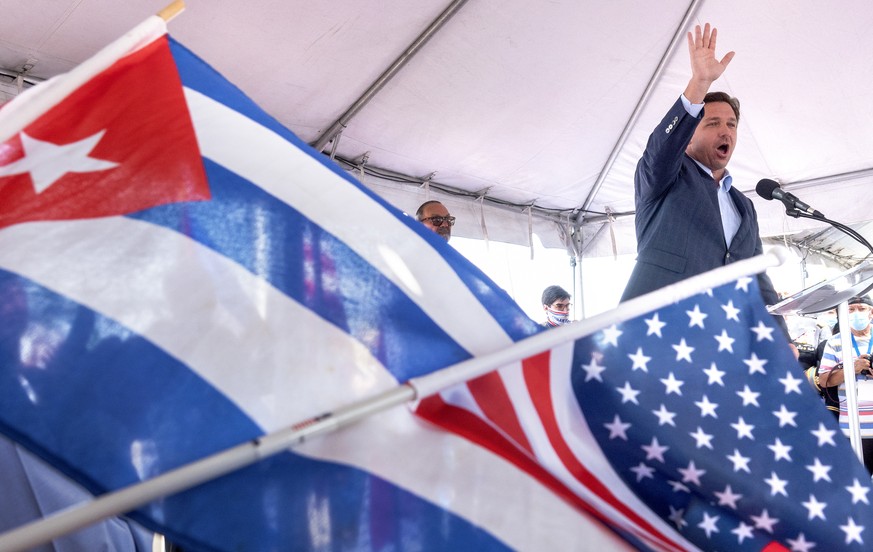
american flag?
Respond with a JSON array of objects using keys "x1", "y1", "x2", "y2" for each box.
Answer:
[{"x1": 419, "y1": 277, "x2": 873, "y2": 551}]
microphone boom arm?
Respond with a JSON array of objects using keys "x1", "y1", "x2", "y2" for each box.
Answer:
[{"x1": 785, "y1": 209, "x2": 873, "y2": 258}]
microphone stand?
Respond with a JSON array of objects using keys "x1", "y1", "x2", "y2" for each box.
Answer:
[{"x1": 785, "y1": 209, "x2": 873, "y2": 257}]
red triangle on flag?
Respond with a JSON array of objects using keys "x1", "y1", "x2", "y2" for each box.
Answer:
[{"x1": 0, "y1": 35, "x2": 209, "y2": 230}]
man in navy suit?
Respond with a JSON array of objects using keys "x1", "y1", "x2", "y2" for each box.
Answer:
[{"x1": 621, "y1": 23, "x2": 781, "y2": 314}]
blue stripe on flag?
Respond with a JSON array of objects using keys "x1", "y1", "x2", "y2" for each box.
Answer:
[
  {"x1": 129, "y1": 158, "x2": 472, "y2": 381},
  {"x1": 0, "y1": 268, "x2": 513, "y2": 552},
  {"x1": 167, "y1": 36, "x2": 540, "y2": 347}
]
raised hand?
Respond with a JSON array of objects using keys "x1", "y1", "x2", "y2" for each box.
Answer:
[{"x1": 683, "y1": 23, "x2": 735, "y2": 103}]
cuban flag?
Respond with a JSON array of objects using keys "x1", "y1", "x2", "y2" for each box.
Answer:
[
  {"x1": 0, "y1": 13, "x2": 870, "y2": 552},
  {"x1": 0, "y1": 14, "x2": 623, "y2": 552}
]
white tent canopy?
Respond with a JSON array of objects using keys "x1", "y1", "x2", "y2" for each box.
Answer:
[{"x1": 2, "y1": 0, "x2": 872, "y2": 265}]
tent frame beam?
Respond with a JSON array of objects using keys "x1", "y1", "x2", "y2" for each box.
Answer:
[
  {"x1": 311, "y1": 0, "x2": 471, "y2": 153},
  {"x1": 575, "y1": 0, "x2": 703, "y2": 223}
]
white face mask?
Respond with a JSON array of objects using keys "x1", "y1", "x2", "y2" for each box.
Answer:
[
  {"x1": 849, "y1": 311, "x2": 871, "y2": 332},
  {"x1": 545, "y1": 307, "x2": 570, "y2": 326}
]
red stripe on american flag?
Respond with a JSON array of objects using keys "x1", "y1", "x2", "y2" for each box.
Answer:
[
  {"x1": 521, "y1": 351, "x2": 686, "y2": 552},
  {"x1": 466, "y1": 370, "x2": 534, "y2": 454},
  {"x1": 416, "y1": 393, "x2": 679, "y2": 551}
]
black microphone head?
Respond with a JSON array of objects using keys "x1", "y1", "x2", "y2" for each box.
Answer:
[{"x1": 756, "y1": 178, "x2": 780, "y2": 200}]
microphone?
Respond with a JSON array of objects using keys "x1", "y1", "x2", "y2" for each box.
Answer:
[{"x1": 755, "y1": 178, "x2": 825, "y2": 218}]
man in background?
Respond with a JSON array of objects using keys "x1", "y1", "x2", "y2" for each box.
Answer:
[
  {"x1": 541, "y1": 285, "x2": 572, "y2": 327},
  {"x1": 415, "y1": 200, "x2": 454, "y2": 242},
  {"x1": 818, "y1": 296, "x2": 873, "y2": 472}
]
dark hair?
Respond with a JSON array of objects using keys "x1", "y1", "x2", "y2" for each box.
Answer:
[
  {"x1": 415, "y1": 200, "x2": 444, "y2": 221},
  {"x1": 704, "y1": 91, "x2": 740, "y2": 122},
  {"x1": 542, "y1": 285, "x2": 570, "y2": 306}
]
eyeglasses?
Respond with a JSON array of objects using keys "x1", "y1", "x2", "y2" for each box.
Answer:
[{"x1": 420, "y1": 215, "x2": 456, "y2": 227}]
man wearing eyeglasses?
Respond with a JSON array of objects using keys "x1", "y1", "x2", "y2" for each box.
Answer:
[{"x1": 415, "y1": 200, "x2": 455, "y2": 242}]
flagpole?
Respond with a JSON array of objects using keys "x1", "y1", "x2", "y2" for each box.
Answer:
[
  {"x1": 0, "y1": 7, "x2": 173, "y2": 145},
  {"x1": 0, "y1": 248, "x2": 788, "y2": 552},
  {"x1": 158, "y1": 0, "x2": 186, "y2": 22}
]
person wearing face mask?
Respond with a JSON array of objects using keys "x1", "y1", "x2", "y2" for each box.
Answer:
[
  {"x1": 803, "y1": 309, "x2": 840, "y2": 419},
  {"x1": 541, "y1": 285, "x2": 572, "y2": 328},
  {"x1": 818, "y1": 296, "x2": 873, "y2": 473}
]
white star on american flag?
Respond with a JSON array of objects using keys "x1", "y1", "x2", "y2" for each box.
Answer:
[
  {"x1": 714, "y1": 484, "x2": 742, "y2": 508},
  {"x1": 726, "y1": 448, "x2": 752, "y2": 473},
  {"x1": 779, "y1": 370, "x2": 804, "y2": 394},
  {"x1": 615, "y1": 381, "x2": 640, "y2": 404},
  {"x1": 714, "y1": 329, "x2": 735, "y2": 352},
  {"x1": 677, "y1": 460, "x2": 705, "y2": 486},
  {"x1": 627, "y1": 347, "x2": 651, "y2": 372},
  {"x1": 840, "y1": 517, "x2": 864, "y2": 544},
  {"x1": 736, "y1": 385, "x2": 761, "y2": 407},
  {"x1": 767, "y1": 438, "x2": 793, "y2": 461},
  {"x1": 750, "y1": 320, "x2": 775, "y2": 341},
  {"x1": 659, "y1": 372, "x2": 684, "y2": 395},
  {"x1": 735, "y1": 277, "x2": 753, "y2": 292},
  {"x1": 672, "y1": 338, "x2": 694, "y2": 362},
  {"x1": 772, "y1": 404, "x2": 798, "y2": 427},
  {"x1": 630, "y1": 462, "x2": 655, "y2": 482},
  {"x1": 811, "y1": 423, "x2": 837, "y2": 446},
  {"x1": 703, "y1": 362, "x2": 726, "y2": 386},
  {"x1": 750, "y1": 509, "x2": 779, "y2": 533},
  {"x1": 802, "y1": 494, "x2": 827, "y2": 521},
  {"x1": 644, "y1": 313, "x2": 666, "y2": 337},
  {"x1": 601, "y1": 325, "x2": 622, "y2": 347},
  {"x1": 694, "y1": 394, "x2": 718, "y2": 418},
  {"x1": 697, "y1": 512, "x2": 720, "y2": 537},
  {"x1": 641, "y1": 437, "x2": 668, "y2": 462},
  {"x1": 667, "y1": 480, "x2": 690, "y2": 493},
  {"x1": 743, "y1": 352, "x2": 768, "y2": 375},
  {"x1": 668, "y1": 505, "x2": 687, "y2": 528},
  {"x1": 765, "y1": 471, "x2": 789, "y2": 497},
  {"x1": 846, "y1": 479, "x2": 871, "y2": 504},
  {"x1": 731, "y1": 417, "x2": 755, "y2": 440},
  {"x1": 731, "y1": 521, "x2": 755, "y2": 544},
  {"x1": 722, "y1": 300, "x2": 741, "y2": 321},
  {"x1": 582, "y1": 356, "x2": 607, "y2": 382},
  {"x1": 652, "y1": 404, "x2": 677, "y2": 426},
  {"x1": 805, "y1": 458, "x2": 833, "y2": 483},
  {"x1": 689, "y1": 427, "x2": 714, "y2": 449},
  {"x1": 686, "y1": 304, "x2": 707, "y2": 328},
  {"x1": 604, "y1": 415, "x2": 631, "y2": 440},
  {"x1": 785, "y1": 532, "x2": 816, "y2": 552}
]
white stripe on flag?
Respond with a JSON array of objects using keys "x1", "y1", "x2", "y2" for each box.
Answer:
[
  {"x1": 183, "y1": 87, "x2": 515, "y2": 355},
  {"x1": 296, "y1": 404, "x2": 636, "y2": 552},
  {"x1": 548, "y1": 343, "x2": 693, "y2": 550},
  {"x1": 432, "y1": 345, "x2": 689, "y2": 551},
  {"x1": 0, "y1": 217, "x2": 396, "y2": 431}
]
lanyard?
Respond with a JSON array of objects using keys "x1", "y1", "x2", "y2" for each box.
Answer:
[{"x1": 851, "y1": 334, "x2": 873, "y2": 357}]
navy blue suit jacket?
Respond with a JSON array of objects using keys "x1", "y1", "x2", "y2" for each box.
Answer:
[{"x1": 621, "y1": 97, "x2": 780, "y2": 310}]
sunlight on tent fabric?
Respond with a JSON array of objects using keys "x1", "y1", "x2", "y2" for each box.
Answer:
[{"x1": 452, "y1": 235, "x2": 637, "y2": 322}]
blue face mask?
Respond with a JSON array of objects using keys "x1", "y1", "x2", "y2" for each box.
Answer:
[
  {"x1": 819, "y1": 315, "x2": 837, "y2": 329},
  {"x1": 849, "y1": 311, "x2": 870, "y2": 332}
]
